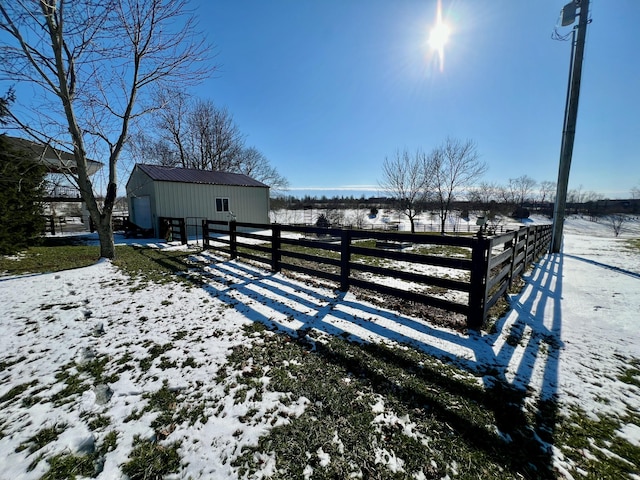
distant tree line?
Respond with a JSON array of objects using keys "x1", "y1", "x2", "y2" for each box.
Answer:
[{"x1": 272, "y1": 168, "x2": 640, "y2": 223}]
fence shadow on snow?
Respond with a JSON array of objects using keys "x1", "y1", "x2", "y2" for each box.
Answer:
[
  {"x1": 162, "y1": 249, "x2": 564, "y2": 477},
  {"x1": 199, "y1": 220, "x2": 553, "y2": 331}
]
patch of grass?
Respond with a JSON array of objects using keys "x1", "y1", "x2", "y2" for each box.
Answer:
[
  {"x1": 181, "y1": 356, "x2": 199, "y2": 369},
  {"x1": 555, "y1": 407, "x2": 640, "y2": 478},
  {"x1": 617, "y1": 358, "x2": 640, "y2": 388},
  {"x1": 0, "y1": 239, "x2": 199, "y2": 282},
  {"x1": 0, "y1": 239, "x2": 99, "y2": 275},
  {"x1": 139, "y1": 343, "x2": 174, "y2": 372},
  {"x1": 50, "y1": 356, "x2": 118, "y2": 405},
  {"x1": 76, "y1": 357, "x2": 119, "y2": 384},
  {"x1": 158, "y1": 356, "x2": 178, "y2": 370},
  {"x1": 100, "y1": 430, "x2": 118, "y2": 454},
  {"x1": 625, "y1": 238, "x2": 640, "y2": 253},
  {"x1": 126, "y1": 382, "x2": 183, "y2": 436},
  {"x1": 40, "y1": 452, "x2": 94, "y2": 480},
  {"x1": 413, "y1": 243, "x2": 472, "y2": 258},
  {"x1": 173, "y1": 330, "x2": 188, "y2": 341},
  {"x1": 16, "y1": 423, "x2": 68, "y2": 454},
  {"x1": 121, "y1": 436, "x2": 181, "y2": 480},
  {"x1": 88, "y1": 415, "x2": 111, "y2": 431},
  {"x1": 51, "y1": 370, "x2": 87, "y2": 406},
  {"x1": 113, "y1": 246, "x2": 198, "y2": 286},
  {"x1": 38, "y1": 430, "x2": 118, "y2": 479},
  {"x1": 0, "y1": 355, "x2": 27, "y2": 372},
  {"x1": 20, "y1": 387, "x2": 47, "y2": 408},
  {"x1": 176, "y1": 401, "x2": 208, "y2": 426},
  {"x1": 229, "y1": 325, "x2": 556, "y2": 479},
  {"x1": 0, "y1": 380, "x2": 38, "y2": 404},
  {"x1": 146, "y1": 383, "x2": 179, "y2": 434}
]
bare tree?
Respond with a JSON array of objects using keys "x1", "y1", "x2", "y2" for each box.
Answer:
[
  {"x1": 127, "y1": 132, "x2": 177, "y2": 166},
  {"x1": 608, "y1": 214, "x2": 626, "y2": 237},
  {"x1": 379, "y1": 149, "x2": 431, "y2": 233},
  {"x1": 631, "y1": 185, "x2": 640, "y2": 200},
  {"x1": 468, "y1": 181, "x2": 498, "y2": 210},
  {"x1": 431, "y1": 138, "x2": 486, "y2": 234},
  {"x1": 133, "y1": 91, "x2": 289, "y2": 191},
  {"x1": 538, "y1": 180, "x2": 556, "y2": 204},
  {"x1": 508, "y1": 175, "x2": 537, "y2": 208},
  {"x1": 0, "y1": 0, "x2": 211, "y2": 258},
  {"x1": 153, "y1": 88, "x2": 192, "y2": 167},
  {"x1": 567, "y1": 184, "x2": 590, "y2": 205},
  {"x1": 236, "y1": 147, "x2": 290, "y2": 193},
  {"x1": 188, "y1": 101, "x2": 244, "y2": 171},
  {"x1": 583, "y1": 191, "x2": 603, "y2": 203}
]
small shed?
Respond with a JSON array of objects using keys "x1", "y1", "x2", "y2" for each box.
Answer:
[{"x1": 126, "y1": 163, "x2": 270, "y2": 237}]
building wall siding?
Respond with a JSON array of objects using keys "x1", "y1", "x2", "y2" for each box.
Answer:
[{"x1": 153, "y1": 182, "x2": 269, "y2": 224}]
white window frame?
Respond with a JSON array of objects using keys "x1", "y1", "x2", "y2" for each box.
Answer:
[{"x1": 215, "y1": 197, "x2": 230, "y2": 212}]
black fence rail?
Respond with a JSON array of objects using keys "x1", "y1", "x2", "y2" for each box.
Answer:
[
  {"x1": 159, "y1": 217, "x2": 187, "y2": 245},
  {"x1": 479, "y1": 224, "x2": 553, "y2": 321},
  {"x1": 202, "y1": 220, "x2": 552, "y2": 330}
]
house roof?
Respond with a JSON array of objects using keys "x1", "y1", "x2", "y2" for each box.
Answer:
[
  {"x1": 135, "y1": 163, "x2": 269, "y2": 188},
  {"x1": 1, "y1": 135, "x2": 103, "y2": 175}
]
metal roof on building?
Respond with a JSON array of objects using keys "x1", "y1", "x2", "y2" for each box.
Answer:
[{"x1": 136, "y1": 163, "x2": 269, "y2": 188}]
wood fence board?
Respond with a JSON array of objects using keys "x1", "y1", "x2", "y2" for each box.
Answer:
[
  {"x1": 280, "y1": 237, "x2": 342, "y2": 252},
  {"x1": 488, "y1": 248, "x2": 513, "y2": 269},
  {"x1": 487, "y1": 264, "x2": 511, "y2": 292}
]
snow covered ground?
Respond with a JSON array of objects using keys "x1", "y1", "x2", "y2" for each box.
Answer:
[{"x1": 0, "y1": 215, "x2": 638, "y2": 478}]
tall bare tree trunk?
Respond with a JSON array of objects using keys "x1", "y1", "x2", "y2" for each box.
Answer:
[{"x1": 0, "y1": 0, "x2": 212, "y2": 261}]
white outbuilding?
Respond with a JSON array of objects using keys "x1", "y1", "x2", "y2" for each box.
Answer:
[{"x1": 126, "y1": 163, "x2": 270, "y2": 237}]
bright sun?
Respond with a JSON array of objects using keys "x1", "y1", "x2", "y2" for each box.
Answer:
[{"x1": 428, "y1": 0, "x2": 450, "y2": 71}]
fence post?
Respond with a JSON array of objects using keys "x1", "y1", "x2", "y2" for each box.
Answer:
[
  {"x1": 229, "y1": 220, "x2": 237, "y2": 260},
  {"x1": 468, "y1": 234, "x2": 490, "y2": 330},
  {"x1": 340, "y1": 229, "x2": 352, "y2": 292},
  {"x1": 202, "y1": 220, "x2": 209, "y2": 249},
  {"x1": 533, "y1": 227, "x2": 540, "y2": 259},
  {"x1": 507, "y1": 234, "x2": 517, "y2": 290},
  {"x1": 159, "y1": 217, "x2": 167, "y2": 241},
  {"x1": 179, "y1": 218, "x2": 187, "y2": 245},
  {"x1": 271, "y1": 223, "x2": 281, "y2": 272}
]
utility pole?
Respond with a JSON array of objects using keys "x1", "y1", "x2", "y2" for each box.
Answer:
[{"x1": 551, "y1": 0, "x2": 590, "y2": 253}]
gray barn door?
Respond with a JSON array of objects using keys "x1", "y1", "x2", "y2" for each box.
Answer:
[{"x1": 132, "y1": 196, "x2": 152, "y2": 228}]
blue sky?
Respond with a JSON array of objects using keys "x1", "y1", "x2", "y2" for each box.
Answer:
[{"x1": 190, "y1": 0, "x2": 639, "y2": 199}]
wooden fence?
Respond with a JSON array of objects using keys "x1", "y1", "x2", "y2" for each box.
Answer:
[
  {"x1": 202, "y1": 220, "x2": 552, "y2": 330},
  {"x1": 159, "y1": 217, "x2": 187, "y2": 245}
]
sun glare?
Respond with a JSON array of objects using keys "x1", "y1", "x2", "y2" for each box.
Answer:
[{"x1": 428, "y1": 0, "x2": 450, "y2": 72}]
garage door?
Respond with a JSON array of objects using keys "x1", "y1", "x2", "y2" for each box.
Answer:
[{"x1": 132, "y1": 196, "x2": 152, "y2": 229}]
